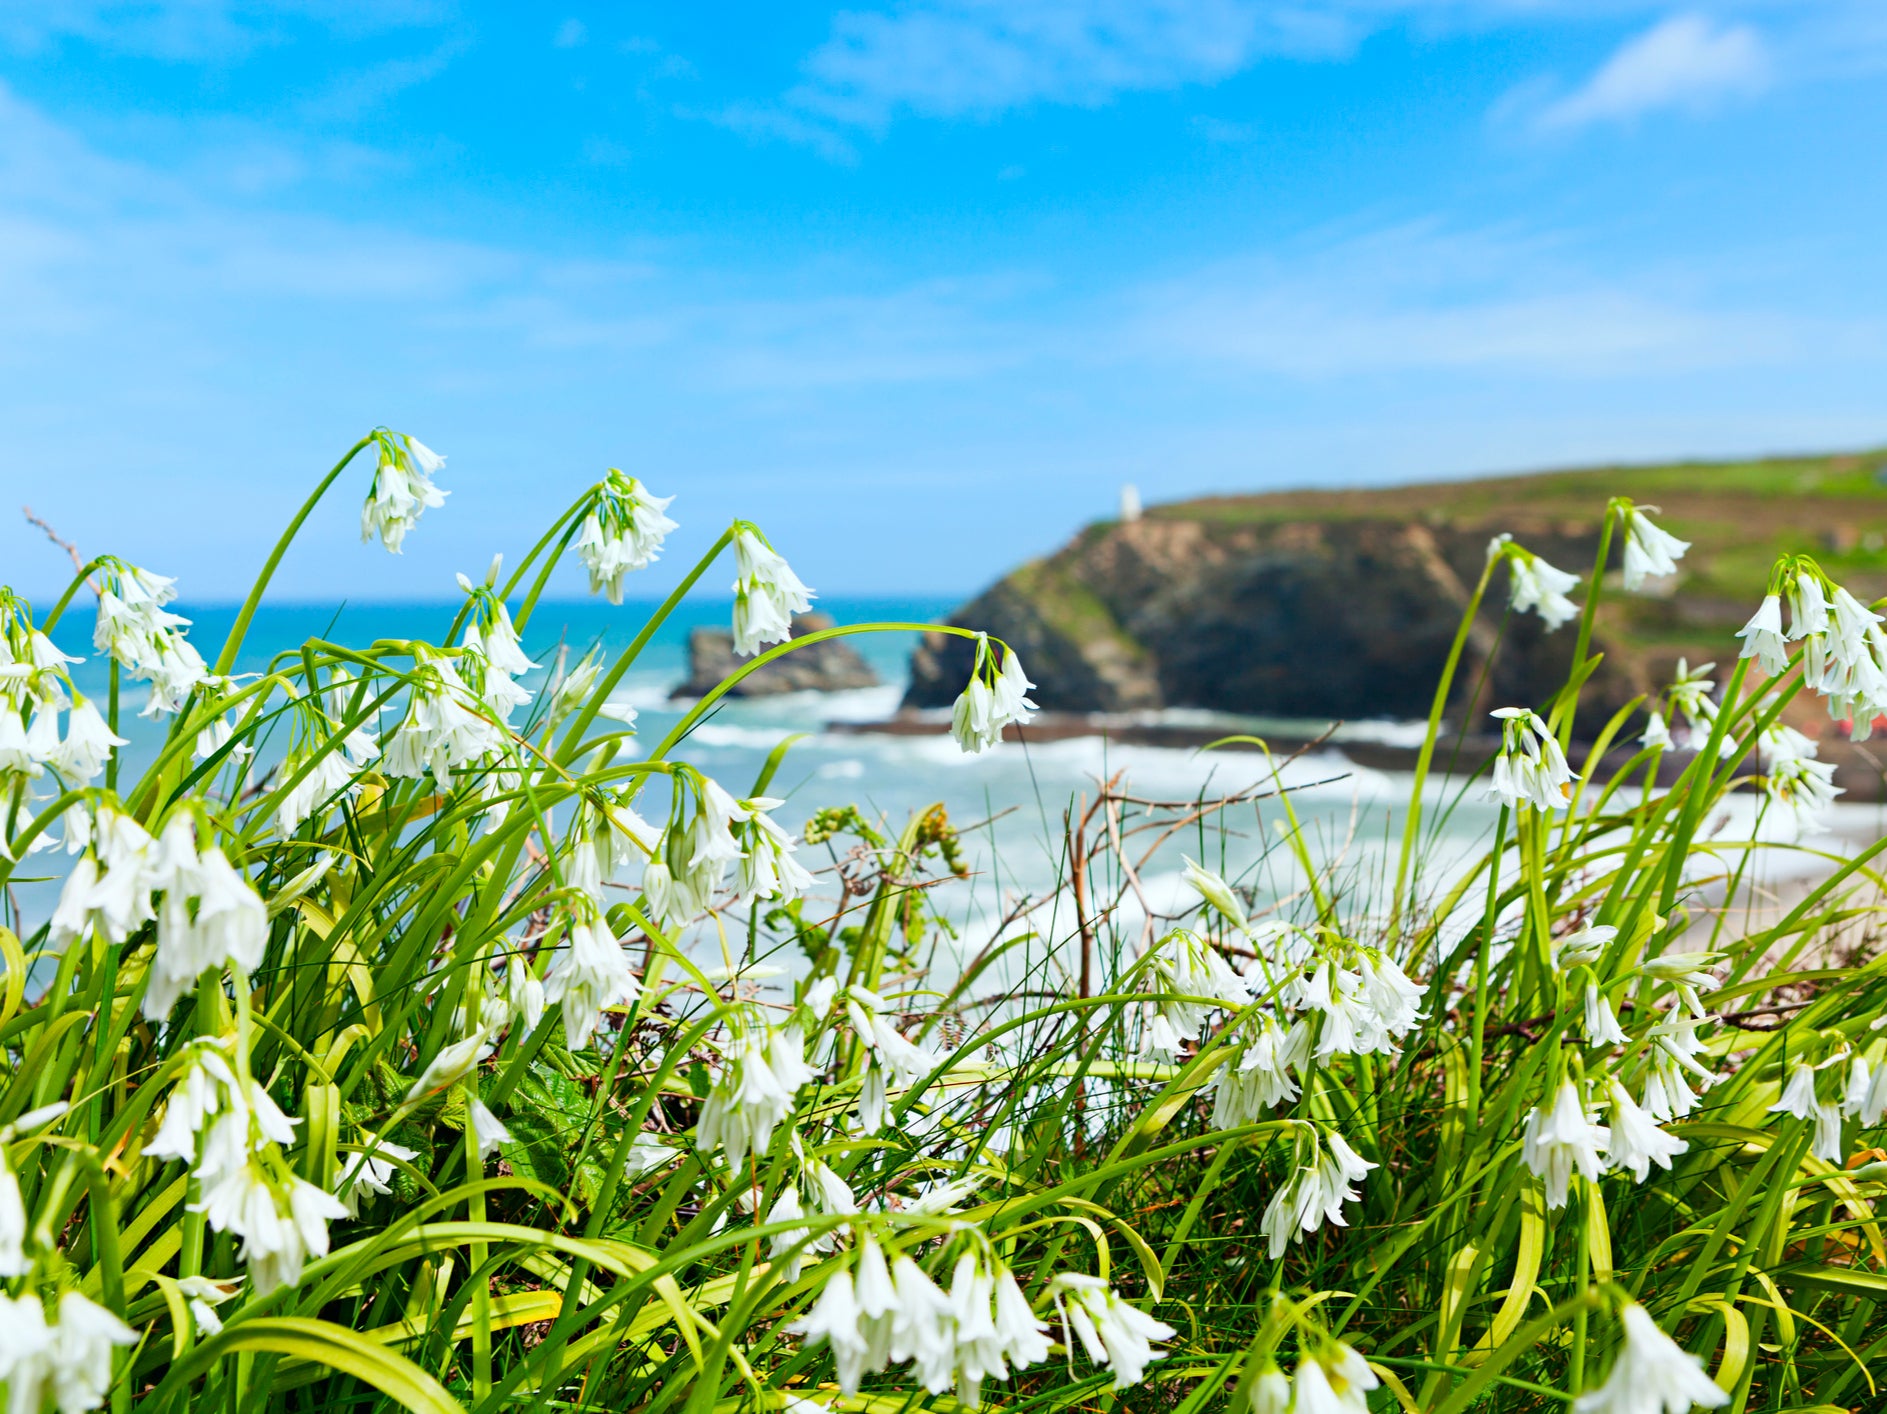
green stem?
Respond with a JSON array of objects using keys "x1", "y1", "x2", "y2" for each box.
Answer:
[
  {"x1": 211, "y1": 434, "x2": 373, "y2": 677},
  {"x1": 1390, "y1": 555, "x2": 1499, "y2": 937}
]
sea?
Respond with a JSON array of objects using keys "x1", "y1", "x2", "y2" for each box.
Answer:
[{"x1": 26, "y1": 598, "x2": 1882, "y2": 968}]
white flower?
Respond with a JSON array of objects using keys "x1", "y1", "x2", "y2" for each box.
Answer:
[
  {"x1": 1261, "y1": 1129, "x2": 1375, "y2": 1258},
  {"x1": 735, "y1": 797, "x2": 816, "y2": 905},
  {"x1": 506, "y1": 955, "x2": 546, "y2": 1035},
  {"x1": 887, "y1": 1255, "x2": 958, "y2": 1394},
  {"x1": 1488, "y1": 707, "x2": 1578, "y2": 812},
  {"x1": 624, "y1": 1132, "x2": 677, "y2": 1178},
  {"x1": 792, "y1": 1268, "x2": 874, "y2": 1395},
  {"x1": 1213, "y1": 1014, "x2": 1304, "y2": 1127},
  {"x1": 1640, "y1": 710, "x2": 1673, "y2": 751},
  {"x1": 361, "y1": 432, "x2": 447, "y2": 553},
  {"x1": 950, "y1": 635, "x2": 1036, "y2": 753},
  {"x1": 91, "y1": 563, "x2": 207, "y2": 717},
  {"x1": 1292, "y1": 1342, "x2": 1380, "y2": 1414},
  {"x1": 1248, "y1": 1367, "x2": 1293, "y2": 1414},
  {"x1": 277, "y1": 748, "x2": 357, "y2": 836},
  {"x1": 1181, "y1": 857, "x2": 1248, "y2": 931},
  {"x1": 404, "y1": 1028, "x2": 490, "y2": 1103},
  {"x1": 0, "y1": 1145, "x2": 26, "y2": 1277},
  {"x1": 577, "y1": 472, "x2": 678, "y2": 603},
  {"x1": 144, "y1": 820, "x2": 269, "y2": 1020},
  {"x1": 381, "y1": 652, "x2": 506, "y2": 789},
  {"x1": 1860, "y1": 1059, "x2": 1887, "y2": 1126},
  {"x1": 1606, "y1": 1079, "x2": 1687, "y2": 1182},
  {"x1": 46, "y1": 1291, "x2": 138, "y2": 1414},
  {"x1": 1769, "y1": 1060, "x2": 1818, "y2": 1120},
  {"x1": 1584, "y1": 984, "x2": 1629, "y2": 1047},
  {"x1": 0, "y1": 1293, "x2": 54, "y2": 1413},
  {"x1": 1786, "y1": 569, "x2": 1830, "y2": 641},
  {"x1": 1050, "y1": 1274, "x2": 1174, "y2": 1391},
  {"x1": 467, "y1": 1098, "x2": 512, "y2": 1160},
  {"x1": 1572, "y1": 1302, "x2": 1729, "y2": 1414},
  {"x1": 544, "y1": 909, "x2": 637, "y2": 1049},
  {"x1": 731, "y1": 528, "x2": 814, "y2": 656},
  {"x1": 1521, "y1": 1079, "x2": 1610, "y2": 1210},
  {"x1": 1842, "y1": 1055, "x2": 1872, "y2": 1119},
  {"x1": 176, "y1": 1275, "x2": 242, "y2": 1338},
  {"x1": 338, "y1": 1134, "x2": 418, "y2": 1216},
  {"x1": 53, "y1": 698, "x2": 124, "y2": 781},
  {"x1": 1142, "y1": 930, "x2": 1252, "y2": 1058},
  {"x1": 697, "y1": 1017, "x2": 812, "y2": 1169},
  {"x1": 1507, "y1": 550, "x2": 1581, "y2": 631},
  {"x1": 1622, "y1": 508, "x2": 1689, "y2": 591},
  {"x1": 1735, "y1": 594, "x2": 1788, "y2": 675}
]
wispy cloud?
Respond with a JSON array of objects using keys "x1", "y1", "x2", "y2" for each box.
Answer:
[
  {"x1": 0, "y1": 0, "x2": 446, "y2": 60},
  {"x1": 1531, "y1": 13, "x2": 1769, "y2": 131}
]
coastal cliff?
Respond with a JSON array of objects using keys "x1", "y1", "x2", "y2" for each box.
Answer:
[{"x1": 905, "y1": 450, "x2": 1887, "y2": 728}]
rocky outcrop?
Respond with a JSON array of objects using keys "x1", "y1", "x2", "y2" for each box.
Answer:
[
  {"x1": 675, "y1": 612, "x2": 879, "y2": 699},
  {"x1": 907, "y1": 514, "x2": 1635, "y2": 720}
]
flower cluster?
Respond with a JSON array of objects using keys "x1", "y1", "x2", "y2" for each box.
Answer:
[
  {"x1": 91, "y1": 560, "x2": 208, "y2": 716},
  {"x1": 697, "y1": 1008, "x2": 815, "y2": 1169},
  {"x1": 731, "y1": 526, "x2": 815, "y2": 656},
  {"x1": 1490, "y1": 534, "x2": 1581, "y2": 631},
  {"x1": 577, "y1": 470, "x2": 678, "y2": 604},
  {"x1": 1488, "y1": 706, "x2": 1577, "y2": 812},
  {"x1": 949, "y1": 633, "x2": 1037, "y2": 753},
  {"x1": 0, "y1": 1290, "x2": 138, "y2": 1414},
  {"x1": 381, "y1": 648, "x2": 508, "y2": 789},
  {"x1": 640, "y1": 774, "x2": 813, "y2": 930},
  {"x1": 360, "y1": 429, "x2": 447, "y2": 554},
  {"x1": 1260, "y1": 1127, "x2": 1379, "y2": 1259}
]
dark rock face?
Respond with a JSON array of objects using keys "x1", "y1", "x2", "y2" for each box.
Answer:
[
  {"x1": 905, "y1": 513, "x2": 1644, "y2": 725},
  {"x1": 675, "y1": 612, "x2": 880, "y2": 699}
]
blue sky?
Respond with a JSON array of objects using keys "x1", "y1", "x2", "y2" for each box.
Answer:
[{"x1": 3, "y1": 2, "x2": 1885, "y2": 603}]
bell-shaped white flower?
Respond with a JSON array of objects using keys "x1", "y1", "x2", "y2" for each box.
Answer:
[
  {"x1": 338, "y1": 1133, "x2": 418, "y2": 1216},
  {"x1": 1572, "y1": 1302, "x2": 1729, "y2": 1414},
  {"x1": 1506, "y1": 549, "x2": 1581, "y2": 631},
  {"x1": 46, "y1": 1291, "x2": 139, "y2": 1414},
  {"x1": 544, "y1": 905, "x2": 637, "y2": 1049},
  {"x1": 1292, "y1": 1342, "x2": 1380, "y2": 1414},
  {"x1": 53, "y1": 698, "x2": 124, "y2": 782},
  {"x1": 1786, "y1": 568, "x2": 1830, "y2": 641},
  {"x1": 697, "y1": 1015, "x2": 812, "y2": 1169},
  {"x1": 731, "y1": 527, "x2": 814, "y2": 656},
  {"x1": 1621, "y1": 508, "x2": 1689, "y2": 591},
  {"x1": 1488, "y1": 707, "x2": 1577, "y2": 812},
  {"x1": 1213, "y1": 1013, "x2": 1305, "y2": 1127},
  {"x1": 1521, "y1": 1079, "x2": 1610, "y2": 1210},
  {"x1": 467, "y1": 1097, "x2": 512, "y2": 1161},
  {"x1": 360, "y1": 431, "x2": 447, "y2": 553},
  {"x1": 1583, "y1": 984, "x2": 1628, "y2": 1047},
  {"x1": 1050, "y1": 1273, "x2": 1175, "y2": 1391},
  {"x1": 950, "y1": 635, "x2": 1036, "y2": 753},
  {"x1": 0, "y1": 1145, "x2": 27, "y2": 1278},
  {"x1": 1735, "y1": 593, "x2": 1788, "y2": 675},
  {"x1": 577, "y1": 472, "x2": 678, "y2": 604},
  {"x1": 1605, "y1": 1079, "x2": 1687, "y2": 1182}
]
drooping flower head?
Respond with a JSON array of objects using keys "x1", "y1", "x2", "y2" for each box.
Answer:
[
  {"x1": 1490, "y1": 535, "x2": 1581, "y2": 631},
  {"x1": 578, "y1": 470, "x2": 678, "y2": 604},
  {"x1": 1488, "y1": 708, "x2": 1577, "y2": 812},
  {"x1": 1620, "y1": 506, "x2": 1690, "y2": 591},
  {"x1": 730, "y1": 525, "x2": 814, "y2": 656},
  {"x1": 1520, "y1": 1078, "x2": 1610, "y2": 1210},
  {"x1": 360, "y1": 429, "x2": 447, "y2": 554},
  {"x1": 1572, "y1": 1303, "x2": 1729, "y2": 1414},
  {"x1": 950, "y1": 633, "x2": 1036, "y2": 754}
]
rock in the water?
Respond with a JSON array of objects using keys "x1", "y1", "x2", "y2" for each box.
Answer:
[{"x1": 675, "y1": 612, "x2": 880, "y2": 698}]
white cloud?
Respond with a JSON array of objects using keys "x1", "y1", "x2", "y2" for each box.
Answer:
[
  {"x1": 0, "y1": 0, "x2": 445, "y2": 59},
  {"x1": 788, "y1": 0, "x2": 1354, "y2": 126},
  {"x1": 1533, "y1": 13, "x2": 1769, "y2": 130}
]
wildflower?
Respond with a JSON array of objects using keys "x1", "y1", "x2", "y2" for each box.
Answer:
[
  {"x1": 1843, "y1": 1055, "x2": 1873, "y2": 1119},
  {"x1": 624, "y1": 1132, "x2": 678, "y2": 1177},
  {"x1": 1663, "y1": 659, "x2": 1721, "y2": 751},
  {"x1": 950, "y1": 635, "x2": 1036, "y2": 753},
  {"x1": 792, "y1": 1268, "x2": 874, "y2": 1395},
  {"x1": 1248, "y1": 1366, "x2": 1293, "y2": 1414},
  {"x1": 338, "y1": 1134, "x2": 418, "y2": 1216},
  {"x1": 1554, "y1": 924, "x2": 1617, "y2": 970},
  {"x1": 1572, "y1": 1302, "x2": 1728, "y2": 1414},
  {"x1": 176, "y1": 1275, "x2": 242, "y2": 1338},
  {"x1": 468, "y1": 1098, "x2": 512, "y2": 1161},
  {"x1": 360, "y1": 431, "x2": 447, "y2": 553},
  {"x1": 577, "y1": 471, "x2": 678, "y2": 603},
  {"x1": 1605, "y1": 1079, "x2": 1688, "y2": 1182},
  {"x1": 144, "y1": 819, "x2": 269, "y2": 1020},
  {"x1": 845, "y1": 986, "x2": 941, "y2": 1131},
  {"x1": 1761, "y1": 752, "x2": 1842, "y2": 835},
  {"x1": 1301, "y1": 958, "x2": 1395, "y2": 1058},
  {"x1": 1734, "y1": 594, "x2": 1788, "y2": 675},
  {"x1": 1506, "y1": 548, "x2": 1582, "y2": 631},
  {"x1": 1261, "y1": 1129, "x2": 1375, "y2": 1258},
  {"x1": 1181, "y1": 856, "x2": 1248, "y2": 931},
  {"x1": 1141, "y1": 929, "x2": 1252, "y2": 1058},
  {"x1": 1786, "y1": 567, "x2": 1830, "y2": 641},
  {"x1": 36, "y1": 1291, "x2": 140, "y2": 1414},
  {"x1": 403, "y1": 1028, "x2": 490, "y2": 1103},
  {"x1": 52, "y1": 698, "x2": 123, "y2": 781},
  {"x1": 506, "y1": 955, "x2": 546, "y2": 1035},
  {"x1": 1050, "y1": 1273, "x2": 1175, "y2": 1391},
  {"x1": 276, "y1": 747, "x2": 357, "y2": 836},
  {"x1": 381, "y1": 651, "x2": 506, "y2": 789},
  {"x1": 1640, "y1": 710, "x2": 1672, "y2": 750},
  {"x1": 1584, "y1": 984, "x2": 1629, "y2": 1047},
  {"x1": 763, "y1": 1186, "x2": 814, "y2": 1282},
  {"x1": 1769, "y1": 1060, "x2": 1819, "y2": 1120},
  {"x1": 1488, "y1": 707, "x2": 1577, "y2": 812},
  {"x1": 1860, "y1": 1059, "x2": 1887, "y2": 1126},
  {"x1": 697, "y1": 1014, "x2": 813, "y2": 1169},
  {"x1": 0, "y1": 1146, "x2": 26, "y2": 1277},
  {"x1": 198, "y1": 1161, "x2": 348, "y2": 1295},
  {"x1": 731, "y1": 527, "x2": 814, "y2": 656},
  {"x1": 544, "y1": 906, "x2": 637, "y2": 1049},
  {"x1": 734, "y1": 797, "x2": 817, "y2": 905},
  {"x1": 1292, "y1": 1341, "x2": 1380, "y2": 1414},
  {"x1": 91, "y1": 562, "x2": 207, "y2": 716},
  {"x1": 1641, "y1": 1019, "x2": 1719, "y2": 1122},
  {"x1": 1521, "y1": 1079, "x2": 1610, "y2": 1210},
  {"x1": 1212, "y1": 1013, "x2": 1304, "y2": 1127},
  {"x1": 1621, "y1": 508, "x2": 1689, "y2": 591},
  {"x1": 887, "y1": 1255, "x2": 958, "y2": 1394}
]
